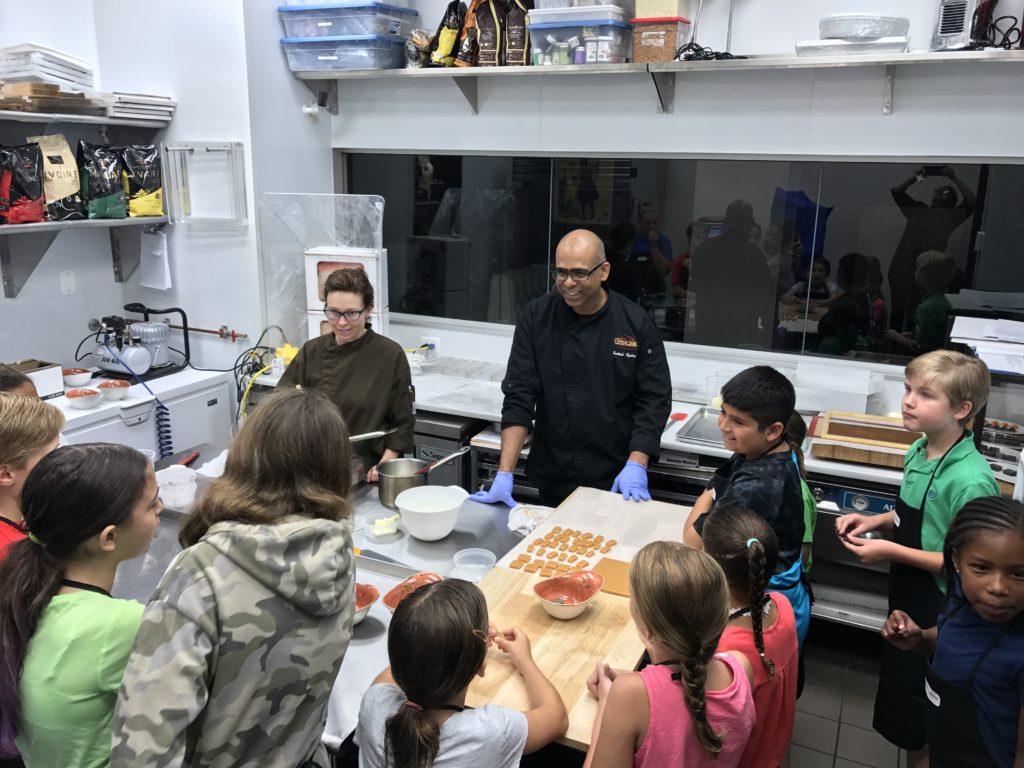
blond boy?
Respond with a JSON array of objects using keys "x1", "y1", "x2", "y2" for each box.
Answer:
[
  {"x1": 836, "y1": 350, "x2": 998, "y2": 768},
  {"x1": 0, "y1": 393, "x2": 64, "y2": 559}
]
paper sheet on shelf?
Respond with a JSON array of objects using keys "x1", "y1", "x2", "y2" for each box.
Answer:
[{"x1": 138, "y1": 230, "x2": 172, "y2": 290}]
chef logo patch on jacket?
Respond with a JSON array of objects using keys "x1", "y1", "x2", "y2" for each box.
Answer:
[{"x1": 613, "y1": 334, "x2": 639, "y2": 360}]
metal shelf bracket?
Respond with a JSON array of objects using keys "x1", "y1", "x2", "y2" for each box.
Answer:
[
  {"x1": 453, "y1": 76, "x2": 479, "y2": 115},
  {"x1": 650, "y1": 71, "x2": 676, "y2": 114},
  {"x1": 301, "y1": 78, "x2": 339, "y2": 115},
  {"x1": 0, "y1": 232, "x2": 57, "y2": 299},
  {"x1": 882, "y1": 64, "x2": 896, "y2": 116}
]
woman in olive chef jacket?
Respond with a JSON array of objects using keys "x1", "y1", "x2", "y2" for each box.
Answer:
[{"x1": 278, "y1": 268, "x2": 414, "y2": 481}]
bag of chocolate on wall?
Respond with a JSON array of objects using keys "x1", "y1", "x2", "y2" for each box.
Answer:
[
  {"x1": 429, "y1": 0, "x2": 467, "y2": 66},
  {"x1": 475, "y1": 0, "x2": 510, "y2": 66},
  {"x1": 77, "y1": 140, "x2": 127, "y2": 219},
  {"x1": 26, "y1": 133, "x2": 84, "y2": 221},
  {"x1": 0, "y1": 143, "x2": 46, "y2": 225},
  {"x1": 121, "y1": 144, "x2": 164, "y2": 217},
  {"x1": 454, "y1": 0, "x2": 483, "y2": 67},
  {"x1": 504, "y1": 0, "x2": 531, "y2": 66}
]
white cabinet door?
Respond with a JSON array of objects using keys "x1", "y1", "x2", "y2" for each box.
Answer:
[{"x1": 64, "y1": 381, "x2": 233, "y2": 454}]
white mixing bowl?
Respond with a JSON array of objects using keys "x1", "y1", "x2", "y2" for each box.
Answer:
[{"x1": 395, "y1": 485, "x2": 468, "y2": 541}]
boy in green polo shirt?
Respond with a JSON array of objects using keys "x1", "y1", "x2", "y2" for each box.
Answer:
[{"x1": 835, "y1": 350, "x2": 998, "y2": 768}]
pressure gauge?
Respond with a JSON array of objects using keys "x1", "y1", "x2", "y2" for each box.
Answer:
[{"x1": 851, "y1": 494, "x2": 869, "y2": 512}]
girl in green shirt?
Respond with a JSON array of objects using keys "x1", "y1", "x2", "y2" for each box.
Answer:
[{"x1": 0, "y1": 443, "x2": 160, "y2": 768}]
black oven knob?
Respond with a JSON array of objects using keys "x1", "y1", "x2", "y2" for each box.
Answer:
[{"x1": 812, "y1": 486, "x2": 825, "y2": 502}]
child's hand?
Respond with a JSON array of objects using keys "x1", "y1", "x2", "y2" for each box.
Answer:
[
  {"x1": 487, "y1": 622, "x2": 498, "y2": 646},
  {"x1": 585, "y1": 661, "x2": 615, "y2": 701},
  {"x1": 881, "y1": 610, "x2": 922, "y2": 651},
  {"x1": 494, "y1": 626, "x2": 534, "y2": 669},
  {"x1": 835, "y1": 513, "x2": 876, "y2": 538},
  {"x1": 839, "y1": 534, "x2": 892, "y2": 565}
]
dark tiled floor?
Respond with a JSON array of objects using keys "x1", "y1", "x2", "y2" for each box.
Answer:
[{"x1": 792, "y1": 619, "x2": 902, "y2": 768}]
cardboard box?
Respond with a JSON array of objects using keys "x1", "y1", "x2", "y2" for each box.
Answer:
[{"x1": 9, "y1": 359, "x2": 64, "y2": 400}]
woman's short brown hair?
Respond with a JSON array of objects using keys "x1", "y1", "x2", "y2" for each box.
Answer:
[
  {"x1": 323, "y1": 268, "x2": 374, "y2": 312},
  {"x1": 180, "y1": 388, "x2": 352, "y2": 546}
]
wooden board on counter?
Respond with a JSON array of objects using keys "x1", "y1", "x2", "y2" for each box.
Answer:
[
  {"x1": 820, "y1": 410, "x2": 921, "y2": 450},
  {"x1": 466, "y1": 566, "x2": 644, "y2": 750},
  {"x1": 810, "y1": 412, "x2": 911, "y2": 470},
  {"x1": 497, "y1": 487, "x2": 688, "y2": 570}
]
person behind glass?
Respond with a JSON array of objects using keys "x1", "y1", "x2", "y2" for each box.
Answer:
[
  {"x1": 670, "y1": 220, "x2": 708, "y2": 300},
  {"x1": 583, "y1": 542, "x2": 755, "y2": 768},
  {"x1": 687, "y1": 200, "x2": 774, "y2": 349},
  {"x1": 885, "y1": 250, "x2": 956, "y2": 355},
  {"x1": 604, "y1": 220, "x2": 643, "y2": 303},
  {"x1": 780, "y1": 258, "x2": 839, "y2": 309},
  {"x1": 278, "y1": 267, "x2": 414, "y2": 482},
  {"x1": 881, "y1": 496, "x2": 1024, "y2": 768},
  {"x1": 0, "y1": 444, "x2": 160, "y2": 768},
  {"x1": 112, "y1": 388, "x2": 356, "y2": 768},
  {"x1": 888, "y1": 166, "x2": 975, "y2": 332},
  {"x1": 816, "y1": 252, "x2": 874, "y2": 356},
  {"x1": 835, "y1": 351, "x2": 998, "y2": 768},
  {"x1": 629, "y1": 202, "x2": 673, "y2": 296},
  {"x1": 471, "y1": 229, "x2": 671, "y2": 508},
  {"x1": 0, "y1": 394, "x2": 63, "y2": 563},
  {"x1": 704, "y1": 506, "x2": 799, "y2": 768},
  {"x1": 356, "y1": 580, "x2": 568, "y2": 768}
]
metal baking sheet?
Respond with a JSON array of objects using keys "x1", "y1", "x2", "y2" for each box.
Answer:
[{"x1": 675, "y1": 407, "x2": 725, "y2": 447}]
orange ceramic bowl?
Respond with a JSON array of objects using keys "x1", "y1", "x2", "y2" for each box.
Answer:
[
  {"x1": 97, "y1": 380, "x2": 130, "y2": 400},
  {"x1": 62, "y1": 368, "x2": 92, "y2": 387},
  {"x1": 354, "y1": 583, "x2": 379, "y2": 625},
  {"x1": 533, "y1": 570, "x2": 605, "y2": 620},
  {"x1": 65, "y1": 388, "x2": 101, "y2": 409},
  {"x1": 383, "y1": 572, "x2": 443, "y2": 613}
]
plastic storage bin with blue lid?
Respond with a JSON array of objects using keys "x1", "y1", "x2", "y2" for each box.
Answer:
[
  {"x1": 278, "y1": 3, "x2": 418, "y2": 39},
  {"x1": 527, "y1": 18, "x2": 631, "y2": 64},
  {"x1": 281, "y1": 34, "x2": 406, "y2": 70}
]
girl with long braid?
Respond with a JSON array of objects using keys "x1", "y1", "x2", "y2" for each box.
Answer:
[
  {"x1": 704, "y1": 506, "x2": 799, "y2": 768},
  {"x1": 882, "y1": 496, "x2": 1024, "y2": 768},
  {"x1": 584, "y1": 541, "x2": 755, "y2": 768}
]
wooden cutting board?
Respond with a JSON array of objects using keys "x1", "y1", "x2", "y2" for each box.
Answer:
[
  {"x1": 810, "y1": 411, "x2": 913, "y2": 470},
  {"x1": 466, "y1": 565, "x2": 645, "y2": 751}
]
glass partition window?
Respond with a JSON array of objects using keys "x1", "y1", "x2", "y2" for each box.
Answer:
[{"x1": 347, "y1": 153, "x2": 1016, "y2": 364}]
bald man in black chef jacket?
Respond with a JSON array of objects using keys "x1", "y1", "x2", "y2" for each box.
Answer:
[{"x1": 471, "y1": 229, "x2": 672, "y2": 508}]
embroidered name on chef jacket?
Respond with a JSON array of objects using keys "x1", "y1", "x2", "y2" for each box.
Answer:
[{"x1": 613, "y1": 335, "x2": 638, "y2": 359}]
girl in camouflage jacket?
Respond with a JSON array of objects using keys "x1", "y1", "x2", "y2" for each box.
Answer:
[{"x1": 111, "y1": 389, "x2": 357, "y2": 768}]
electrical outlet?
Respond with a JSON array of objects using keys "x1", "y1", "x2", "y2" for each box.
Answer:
[
  {"x1": 59, "y1": 270, "x2": 76, "y2": 295},
  {"x1": 420, "y1": 336, "x2": 441, "y2": 356}
]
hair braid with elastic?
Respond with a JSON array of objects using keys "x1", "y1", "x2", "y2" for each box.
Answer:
[
  {"x1": 746, "y1": 539, "x2": 776, "y2": 676},
  {"x1": 677, "y1": 638, "x2": 723, "y2": 755}
]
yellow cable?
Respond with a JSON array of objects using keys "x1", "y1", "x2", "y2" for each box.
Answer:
[{"x1": 239, "y1": 363, "x2": 273, "y2": 418}]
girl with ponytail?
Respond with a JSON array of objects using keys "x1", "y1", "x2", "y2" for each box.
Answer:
[
  {"x1": 704, "y1": 505, "x2": 799, "y2": 768},
  {"x1": 356, "y1": 579, "x2": 567, "y2": 768},
  {"x1": 584, "y1": 541, "x2": 755, "y2": 768},
  {"x1": 0, "y1": 443, "x2": 159, "y2": 767}
]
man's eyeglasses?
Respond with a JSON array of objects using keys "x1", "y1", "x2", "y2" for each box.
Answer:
[
  {"x1": 552, "y1": 261, "x2": 607, "y2": 282},
  {"x1": 323, "y1": 307, "x2": 365, "y2": 322}
]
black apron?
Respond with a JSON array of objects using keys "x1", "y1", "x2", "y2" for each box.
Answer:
[
  {"x1": 924, "y1": 603, "x2": 1005, "y2": 768},
  {"x1": 873, "y1": 432, "x2": 966, "y2": 750}
]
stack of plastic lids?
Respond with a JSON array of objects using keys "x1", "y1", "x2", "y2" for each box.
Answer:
[
  {"x1": 0, "y1": 43, "x2": 94, "y2": 90},
  {"x1": 796, "y1": 14, "x2": 910, "y2": 57}
]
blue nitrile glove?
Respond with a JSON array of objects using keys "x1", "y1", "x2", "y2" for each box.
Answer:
[
  {"x1": 611, "y1": 460, "x2": 650, "y2": 502},
  {"x1": 469, "y1": 471, "x2": 516, "y2": 507}
]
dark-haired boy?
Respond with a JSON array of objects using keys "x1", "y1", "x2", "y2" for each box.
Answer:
[{"x1": 683, "y1": 365, "x2": 810, "y2": 646}]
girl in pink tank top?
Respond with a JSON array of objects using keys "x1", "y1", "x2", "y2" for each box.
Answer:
[
  {"x1": 705, "y1": 505, "x2": 799, "y2": 768},
  {"x1": 583, "y1": 542, "x2": 756, "y2": 768}
]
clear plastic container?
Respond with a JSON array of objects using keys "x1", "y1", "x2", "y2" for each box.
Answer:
[
  {"x1": 794, "y1": 36, "x2": 909, "y2": 57},
  {"x1": 535, "y1": 0, "x2": 574, "y2": 9},
  {"x1": 575, "y1": 0, "x2": 634, "y2": 18},
  {"x1": 451, "y1": 548, "x2": 497, "y2": 582},
  {"x1": 527, "y1": 18, "x2": 631, "y2": 63},
  {"x1": 529, "y1": 5, "x2": 630, "y2": 25},
  {"x1": 280, "y1": 35, "x2": 406, "y2": 70},
  {"x1": 630, "y1": 16, "x2": 689, "y2": 62},
  {"x1": 278, "y1": 3, "x2": 419, "y2": 39}
]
